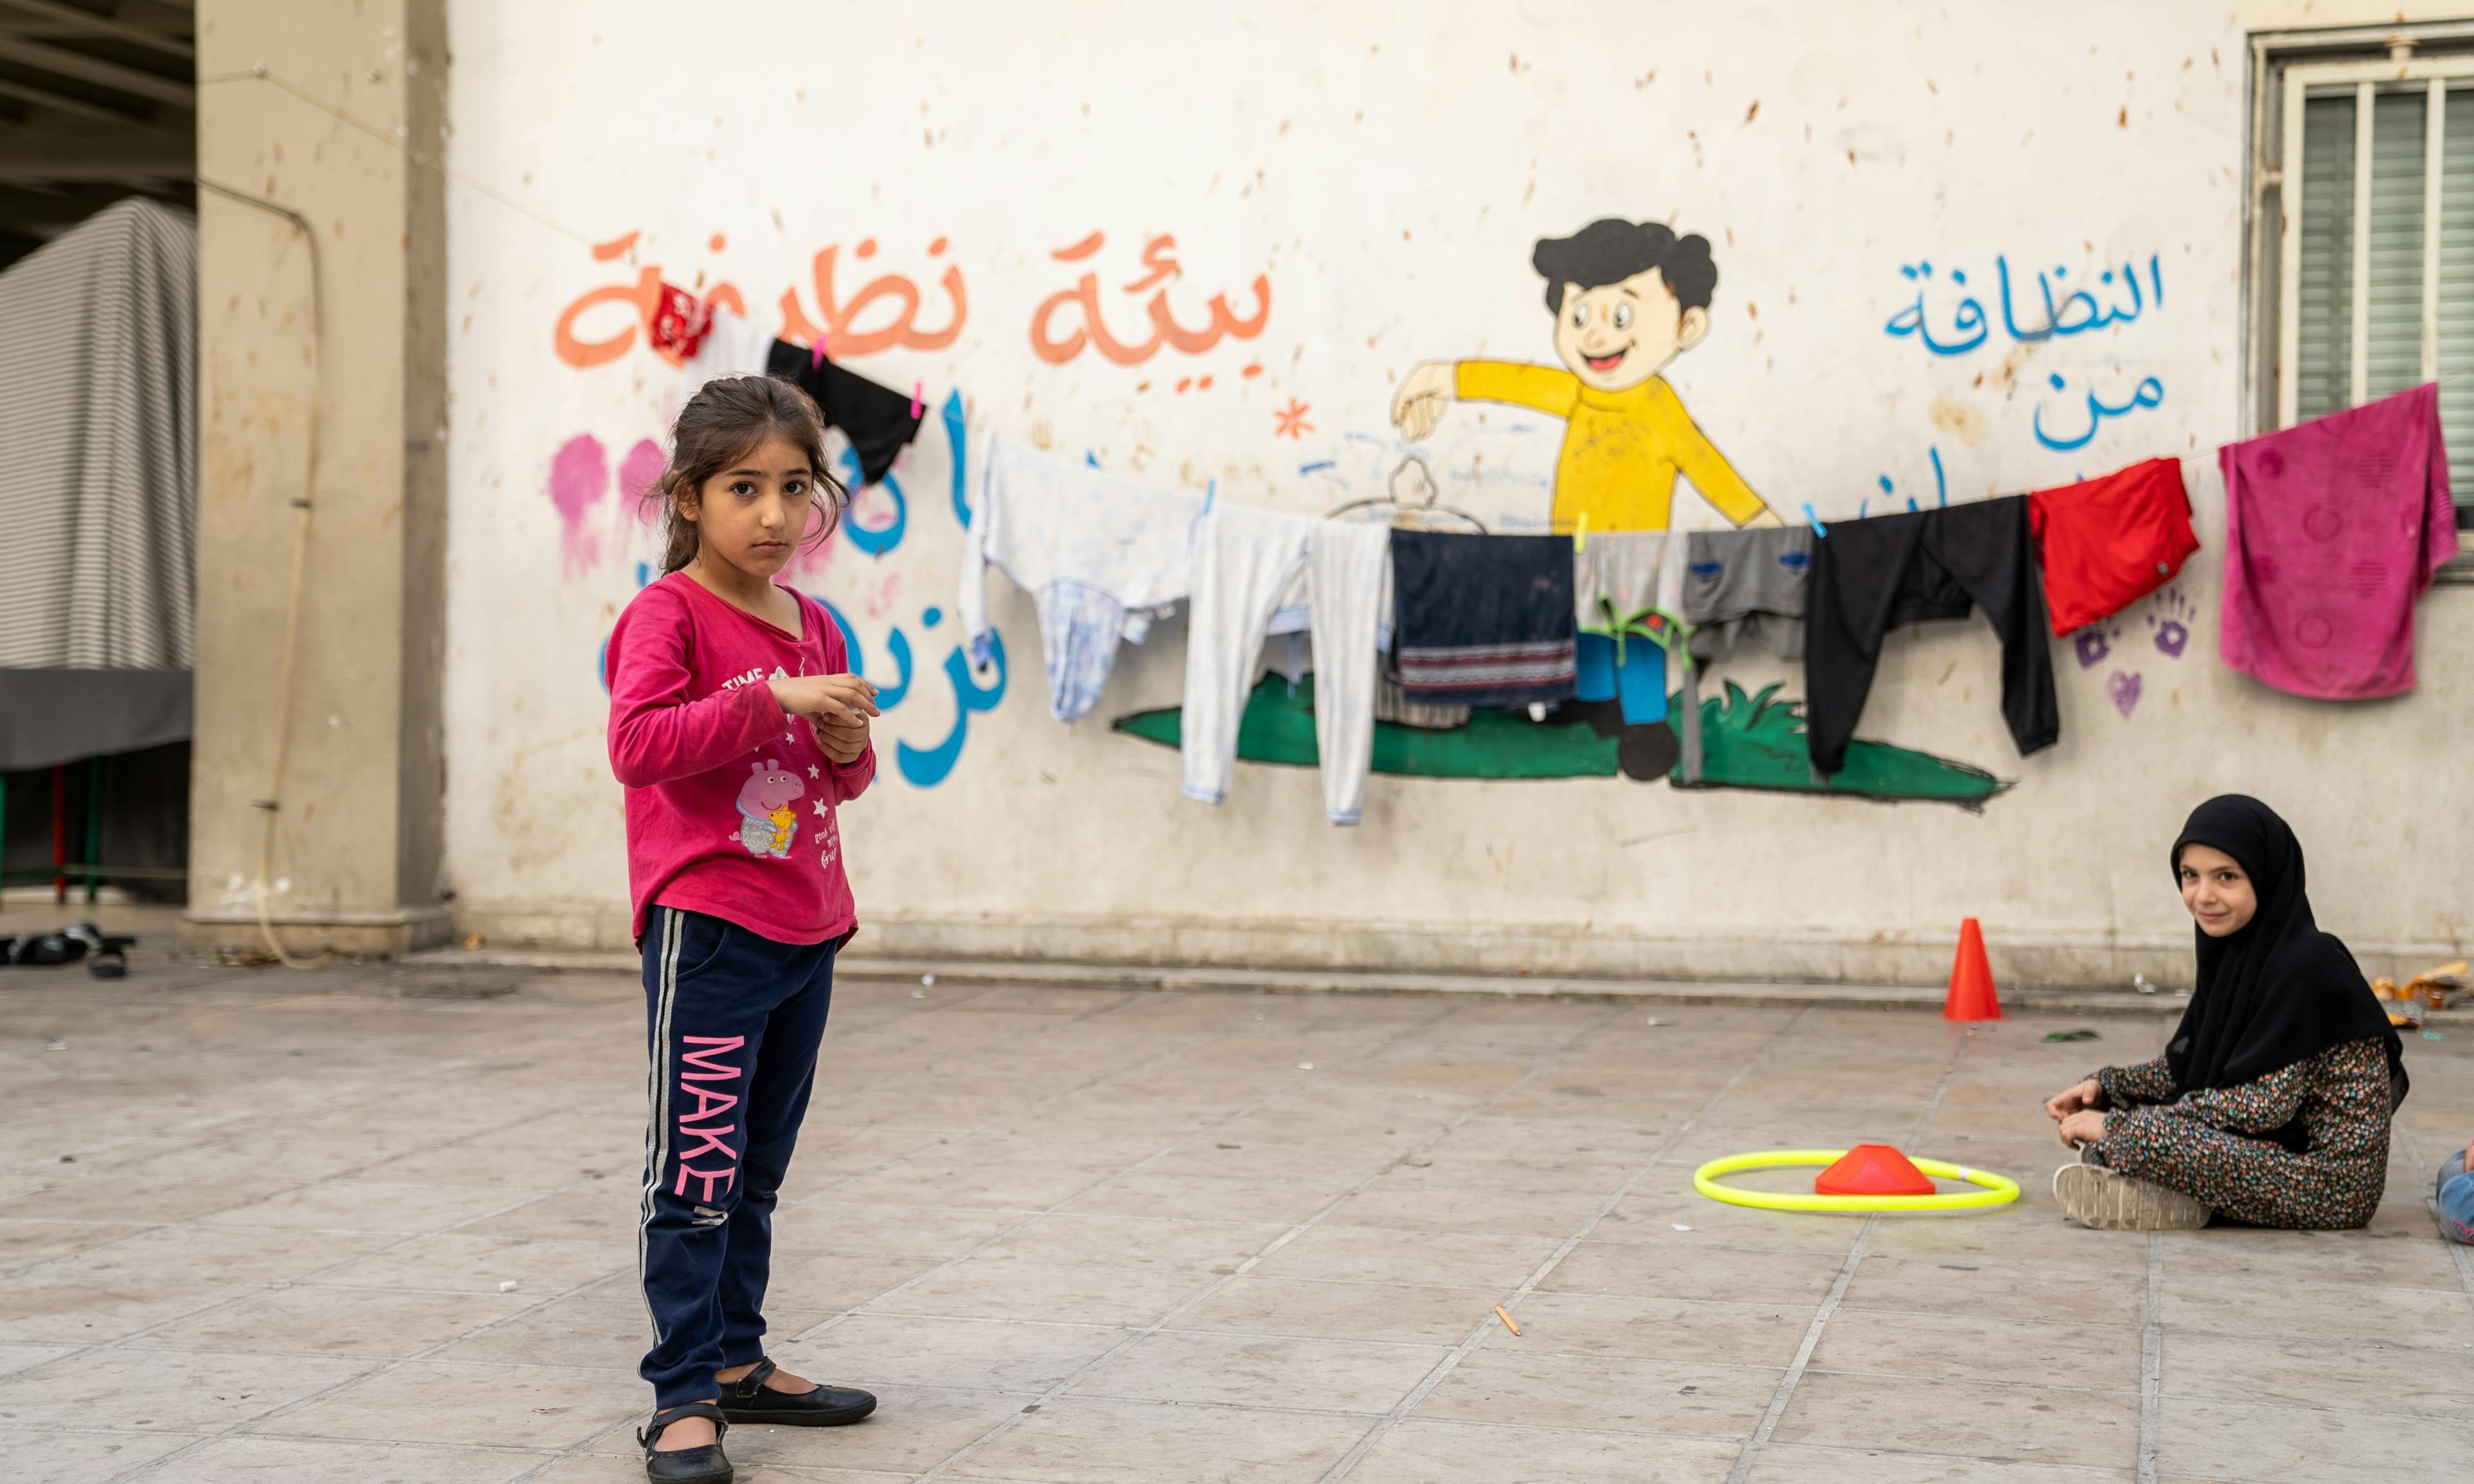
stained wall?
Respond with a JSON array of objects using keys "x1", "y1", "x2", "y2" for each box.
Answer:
[{"x1": 432, "y1": 1, "x2": 2474, "y2": 984}]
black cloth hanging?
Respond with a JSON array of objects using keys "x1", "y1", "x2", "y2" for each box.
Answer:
[
  {"x1": 1803, "y1": 496, "x2": 2057, "y2": 775},
  {"x1": 2162, "y1": 795, "x2": 2407, "y2": 1148},
  {"x1": 763, "y1": 341, "x2": 923, "y2": 486}
]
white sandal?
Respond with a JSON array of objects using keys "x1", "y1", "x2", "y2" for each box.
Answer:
[{"x1": 2053, "y1": 1162, "x2": 2212, "y2": 1231}]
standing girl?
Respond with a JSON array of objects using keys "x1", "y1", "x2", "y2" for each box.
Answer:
[{"x1": 606, "y1": 376, "x2": 883, "y2": 1483}]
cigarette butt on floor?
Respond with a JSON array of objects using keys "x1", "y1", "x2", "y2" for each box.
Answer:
[{"x1": 1493, "y1": 1305, "x2": 1521, "y2": 1337}]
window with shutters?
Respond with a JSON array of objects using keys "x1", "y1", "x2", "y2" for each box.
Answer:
[{"x1": 2255, "y1": 29, "x2": 2474, "y2": 534}]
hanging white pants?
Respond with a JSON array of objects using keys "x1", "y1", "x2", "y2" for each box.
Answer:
[{"x1": 1180, "y1": 507, "x2": 1388, "y2": 825}]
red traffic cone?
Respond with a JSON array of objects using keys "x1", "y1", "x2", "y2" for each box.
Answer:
[
  {"x1": 1944, "y1": 917, "x2": 2002, "y2": 1021},
  {"x1": 1816, "y1": 1143, "x2": 1936, "y2": 1197}
]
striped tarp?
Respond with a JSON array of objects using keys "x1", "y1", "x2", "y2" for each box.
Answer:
[{"x1": 0, "y1": 197, "x2": 198, "y2": 672}]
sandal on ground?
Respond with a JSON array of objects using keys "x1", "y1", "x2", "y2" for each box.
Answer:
[
  {"x1": 717, "y1": 1357, "x2": 877, "y2": 1427},
  {"x1": 639, "y1": 1401, "x2": 731, "y2": 1484},
  {"x1": 66, "y1": 924, "x2": 131, "y2": 979},
  {"x1": 2053, "y1": 1162, "x2": 2212, "y2": 1232}
]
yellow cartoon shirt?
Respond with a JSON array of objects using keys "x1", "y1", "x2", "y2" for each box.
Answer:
[{"x1": 1454, "y1": 362, "x2": 1766, "y2": 533}]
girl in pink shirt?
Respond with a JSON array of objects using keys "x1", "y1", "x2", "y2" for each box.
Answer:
[{"x1": 605, "y1": 376, "x2": 882, "y2": 1482}]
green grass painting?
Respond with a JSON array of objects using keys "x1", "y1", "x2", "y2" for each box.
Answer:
[{"x1": 1111, "y1": 676, "x2": 2006, "y2": 808}]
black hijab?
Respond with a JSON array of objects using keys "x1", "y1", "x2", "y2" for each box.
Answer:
[{"x1": 2163, "y1": 796, "x2": 2406, "y2": 1146}]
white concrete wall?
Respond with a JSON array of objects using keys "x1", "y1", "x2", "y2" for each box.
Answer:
[{"x1": 440, "y1": 0, "x2": 2474, "y2": 985}]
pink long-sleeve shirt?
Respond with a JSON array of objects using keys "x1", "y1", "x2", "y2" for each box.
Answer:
[{"x1": 605, "y1": 573, "x2": 875, "y2": 947}]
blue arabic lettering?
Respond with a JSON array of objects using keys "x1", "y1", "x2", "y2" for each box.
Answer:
[
  {"x1": 1883, "y1": 263, "x2": 1990, "y2": 356},
  {"x1": 595, "y1": 560, "x2": 661, "y2": 691},
  {"x1": 942, "y1": 389, "x2": 970, "y2": 529},
  {"x1": 1887, "y1": 254, "x2": 2167, "y2": 355},
  {"x1": 837, "y1": 448, "x2": 908, "y2": 557},
  {"x1": 897, "y1": 629, "x2": 1008, "y2": 788},
  {"x1": 1870, "y1": 446, "x2": 1949, "y2": 512},
  {"x1": 2032, "y1": 373, "x2": 2165, "y2": 452},
  {"x1": 820, "y1": 596, "x2": 910, "y2": 709},
  {"x1": 821, "y1": 598, "x2": 866, "y2": 680},
  {"x1": 874, "y1": 629, "x2": 915, "y2": 710},
  {"x1": 1996, "y1": 255, "x2": 2055, "y2": 343}
]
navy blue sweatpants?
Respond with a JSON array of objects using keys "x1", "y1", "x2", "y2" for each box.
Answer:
[{"x1": 638, "y1": 906, "x2": 837, "y2": 1405}]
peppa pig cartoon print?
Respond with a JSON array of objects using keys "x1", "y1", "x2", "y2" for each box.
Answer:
[{"x1": 734, "y1": 758, "x2": 805, "y2": 859}]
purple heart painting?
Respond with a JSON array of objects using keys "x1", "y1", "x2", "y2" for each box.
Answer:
[{"x1": 2107, "y1": 670, "x2": 2143, "y2": 719}]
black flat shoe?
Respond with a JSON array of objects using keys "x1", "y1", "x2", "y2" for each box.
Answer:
[
  {"x1": 718, "y1": 1358, "x2": 877, "y2": 1427},
  {"x1": 640, "y1": 1401, "x2": 731, "y2": 1483}
]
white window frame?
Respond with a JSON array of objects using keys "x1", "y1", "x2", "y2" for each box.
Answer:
[{"x1": 2274, "y1": 53, "x2": 2474, "y2": 427}]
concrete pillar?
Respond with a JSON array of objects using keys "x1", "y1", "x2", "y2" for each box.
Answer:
[{"x1": 182, "y1": 0, "x2": 448, "y2": 958}]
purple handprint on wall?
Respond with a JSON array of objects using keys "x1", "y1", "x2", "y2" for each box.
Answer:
[{"x1": 2145, "y1": 586, "x2": 2195, "y2": 660}]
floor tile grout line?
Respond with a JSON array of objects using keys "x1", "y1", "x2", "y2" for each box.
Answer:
[
  {"x1": 1720, "y1": 1219, "x2": 1876, "y2": 1484},
  {"x1": 97, "y1": 1256, "x2": 653, "y2": 1484},
  {"x1": 525, "y1": 994, "x2": 1481, "y2": 1476},
  {"x1": 31, "y1": 1422, "x2": 566, "y2": 1459},
  {"x1": 11, "y1": 974, "x2": 989, "y2": 1210},
  {"x1": 1718, "y1": 1019, "x2": 1979, "y2": 1484},
  {"x1": 62, "y1": 974, "x2": 1222, "y2": 1424},
  {"x1": 51, "y1": 992, "x2": 921, "y2": 1481},
  {"x1": 1, "y1": 1058, "x2": 660, "y2": 1288},
  {"x1": 774, "y1": 996, "x2": 1472, "y2": 1347},
  {"x1": 1745, "y1": 1435, "x2": 2284, "y2": 1479},
  {"x1": 12, "y1": 1165, "x2": 603, "y2": 1386},
  {"x1": 1314, "y1": 1005, "x2": 1819, "y2": 1484},
  {"x1": 901, "y1": 999, "x2": 1624, "y2": 1484},
  {"x1": 787, "y1": 991, "x2": 1446, "y2": 1201},
  {"x1": 2138, "y1": 1233, "x2": 2162, "y2": 1484}
]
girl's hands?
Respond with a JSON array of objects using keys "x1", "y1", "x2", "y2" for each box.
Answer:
[
  {"x1": 2057, "y1": 1109, "x2": 2108, "y2": 1148},
  {"x1": 770, "y1": 673, "x2": 879, "y2": 725},
  {"x1": 2045, "y1": 1078, "x2": 2103, "y2": 1123},
  {"x1": 813, "y1": 711, "x2": 869, "y2": 766}
]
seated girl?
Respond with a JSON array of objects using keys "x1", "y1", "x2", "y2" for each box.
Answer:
[
  {"x1": 2042, "y1": 795, "x2": 2408, "y2": 1231},
  {"x1": 2435, "y1": 1136, "x2": 2474, "y2": 1245}
]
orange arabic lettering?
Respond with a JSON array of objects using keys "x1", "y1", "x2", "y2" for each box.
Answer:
[
  {"x1": 1031, "y1": 271, "x2": 1158, "y2": 365},
  {"x1": 555, "y1": 264, "x2": 660, "y2": 369},
  {"x1": 1123, "y1": 234, "x2": 1179, "y2": 294},
  {"x1": 906, "y1": 263, "x2": 966, "y2": 350},
  {"x1": 554, "y1": 243, "x2": 744, "y2": 370},
  {"x1": 1031, "y1": 231, "x2": 1272, "y2": 366},
  {"x1": 1150, "y1": 274, "x2": 1271, "y2": 354},
  {"x1": 780, "y1": 240, "x2": 968, "y2": 357}
]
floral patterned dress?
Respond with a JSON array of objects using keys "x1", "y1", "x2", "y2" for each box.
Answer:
[{"x1": 2088, "y1": 1036, "x2": 2393, "y2": 1230}]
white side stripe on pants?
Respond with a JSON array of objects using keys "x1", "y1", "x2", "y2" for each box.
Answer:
[{"x1": 637, "y1": 906, "x2": 684, "y2": 1344}]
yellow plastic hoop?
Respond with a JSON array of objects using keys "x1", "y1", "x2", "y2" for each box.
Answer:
[{"x1": 1692, "y1": 1149, "x2": 2020, "y2": 1214}]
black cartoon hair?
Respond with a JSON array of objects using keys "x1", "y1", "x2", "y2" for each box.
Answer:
[{"x1": 1531, "y1": 219, "x2": 1718, "y2": 316}]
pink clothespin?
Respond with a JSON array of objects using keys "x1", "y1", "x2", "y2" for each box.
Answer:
[
  {"x1": 910, "y1": 381, "x2": 925, "y2": 419},
  {"x1": 809, "y1": 331, "x2": 829, "y2": 370}
]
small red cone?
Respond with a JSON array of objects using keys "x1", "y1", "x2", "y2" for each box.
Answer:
[
  {"x1": 1943, "y1": 916, "x2": 2002, "y2": 1022},
  {"x1": 1815, "y1": 1143, "x2": 1936, "y2": 1197}
]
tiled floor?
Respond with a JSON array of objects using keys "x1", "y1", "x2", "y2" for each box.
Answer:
[{"x1": 3, "y1": 957, "x2": 2469, "y2": 1482}]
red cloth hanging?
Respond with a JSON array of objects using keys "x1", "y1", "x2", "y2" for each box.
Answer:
[{"x1": 2027, "y1": 457, "x2": 2199, "y2": 636}]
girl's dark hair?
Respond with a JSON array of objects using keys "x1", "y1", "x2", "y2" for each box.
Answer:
[{"x1": 646, "y1": 375, "x2": 848, "y2": 573}]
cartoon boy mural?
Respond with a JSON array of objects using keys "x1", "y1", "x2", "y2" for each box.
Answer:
[
  {"x1": 1388, "y1": 218, "x2": 1781, "y2": 781},
  {"x1": 1389, "y1": 218, "x2": 1780, "y2": 536}
]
